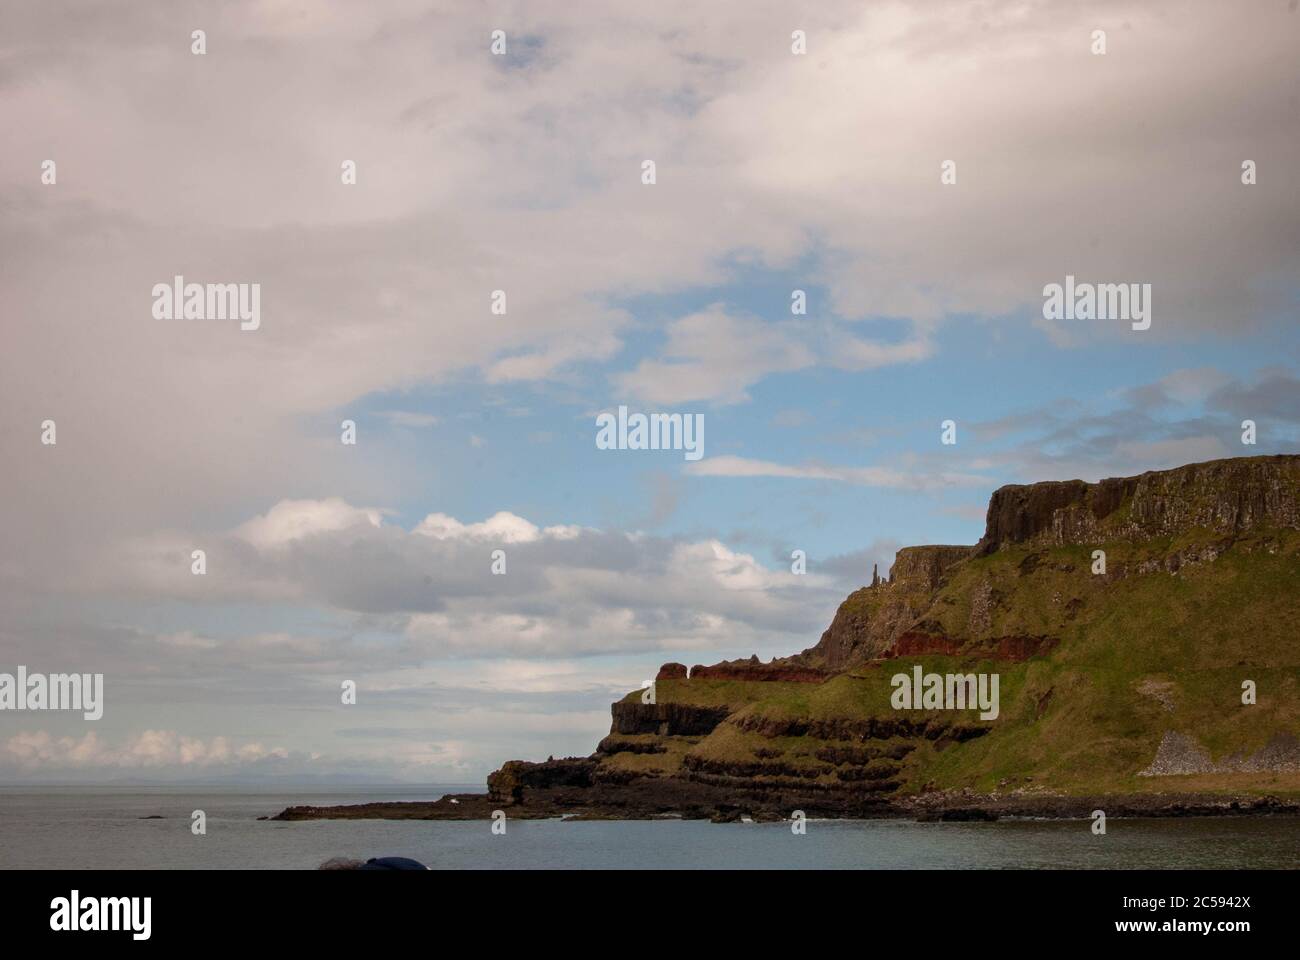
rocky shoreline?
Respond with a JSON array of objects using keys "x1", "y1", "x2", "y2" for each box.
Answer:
[
  {"x1": 270, "y1": 745, "x2": 1300, "y2": 824},
  {"x1": 269, "y1": 785, "x2": 1300, "y2": 824}
]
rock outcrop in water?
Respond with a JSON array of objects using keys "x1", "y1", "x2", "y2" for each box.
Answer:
[{"x1": 273, "y1": 455, "x2": 1300, "y2": 824}]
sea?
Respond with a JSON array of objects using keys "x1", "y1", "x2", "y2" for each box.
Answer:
[{"x1": 1, "y1": 785, "x2": 1296, "y2": 869}]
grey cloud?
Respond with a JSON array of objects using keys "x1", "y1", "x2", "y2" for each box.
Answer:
[
  {"x1": 817, "y1": 541, "x2": 905, "y2": 589},
  {"x1": 88, "y1": 505, "x2": 842, "y2": 660},
  {"x1": 1207, "y1": 370, "x2": 1300, "y2": 422},
  {"x1": 959, "y1": 367, "x2": 1299, "y2": 484}
]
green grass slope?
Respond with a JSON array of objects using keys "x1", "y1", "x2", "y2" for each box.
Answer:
[{"x1": 606, "y1": 529, "x2": 1300, "y2": 800}]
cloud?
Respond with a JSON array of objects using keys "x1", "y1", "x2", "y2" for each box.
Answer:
[
  {"x1": 235, "y1": 498, "x2": 386, "y2": 549},
  {"x1": 686, "y1": 455, "x2": 988, "y2": 489},
  {"x1": 963, "y1": 366, "x2": 1299, "y2": 484},
  {"x1": 1112, "y1": 435, "x2": 1234, "y2": 469},
  {"x1": 1, "y1": 730, "x2": 288, "y2": 769},
  {"x1": 829, "y1": 335, "x2": 934, "y2": 371},
  {"x1": 614, "y1": 305, "x2": 814, "y2": 405},
  {"x1": 614, "y1": 308, "x2": 933, "y2": 406},
  {"x1": 377, "y1": 410, "x2": 441, "y2": 428},
  {"x1": 413, "y1": 510, "x2": 581, "y2": 543},
  {"x1": 1121, "y1": 367, "x2": 1233, "y2": 410},
  {"x1": 706, "y1": 0, "x2": 1299, "y2": 335},
  {"x1": 1207, "y1": 369, "x2": 1300, "y2": 422},
  {"x1": 0, "y1": 727, "x2": 485, "y2": 780},
  {"x1": 3, "y1": 0, "x2": 1296, "y2": 591},
  {"x1": 816, "y1": 540, "x2": 906, "y2": 588},
  {"x1": 101, "y1": 502, "x2": 841, "y2": 659}
]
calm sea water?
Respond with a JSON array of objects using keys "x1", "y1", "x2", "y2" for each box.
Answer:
[{"x1": 1, "y1": 785, "x2": 1296, "y2": 869}]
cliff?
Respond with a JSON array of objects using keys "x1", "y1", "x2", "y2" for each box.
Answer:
[
  {"x1": 539, "y1": 454, "x2": 1300, "y2": 818},
  {"x1": 796, "y1": 455, "x2": 1300, "y2": 671},
  {"x1": 975, "y1": 454, "x2": 1300, "y2": 554}
]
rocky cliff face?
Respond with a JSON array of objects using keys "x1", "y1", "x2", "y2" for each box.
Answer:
[
  {"x1": 889, "y1": 545, "x2": 974, "y2": 588},
  {"x1": 795, "y1": 455, "x2": 1300, "y2": 669},
  {"x1": 655, "y1": 656, "x2": 828, "y2": 683},
  {"x1": 975, "y1": 454, "x2": 1300, "y2": 554}
]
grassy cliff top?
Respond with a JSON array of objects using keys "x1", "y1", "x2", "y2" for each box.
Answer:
[{"x1": 627, "y1": 525, "x2": 1299, "y2": 798}]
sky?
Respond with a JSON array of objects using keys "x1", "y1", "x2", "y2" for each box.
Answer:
[{"x1": 1, "y1": 0, "x2": 1297, "y2": 783}]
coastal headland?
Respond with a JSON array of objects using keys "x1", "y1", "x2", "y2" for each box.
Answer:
[{"x1": 274, "y1": 455, "x2": 1300, "y2": 824}]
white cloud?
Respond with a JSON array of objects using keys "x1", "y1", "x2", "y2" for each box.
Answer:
[
  {"x1": 614, "y1": 305, "x2": 814, "y2": 405},
  {"x1": 3, "y1": 0, "x2": 1293, "y2": 592},
  {"x1": 686, "y1": 455, "x2": 988, "y2": 490},
  {"x1": 1, "y1": 730, "x2": 288, "y2": 769},
  {"x1": 377, "y1": 410, "x2": 441, "y2": 428},
  {"x1": 830, "y1": 335, "x2": 934, "y2": 371},
  {"x1": 415, "y1": 511, "x2": 531, "y2": 543},
  {"x1": 235, "y1": 498, "x2": 386, "y2": 549},
  {"x1": 105, "y1": 501, "x2": 840, "y2": 659}
]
